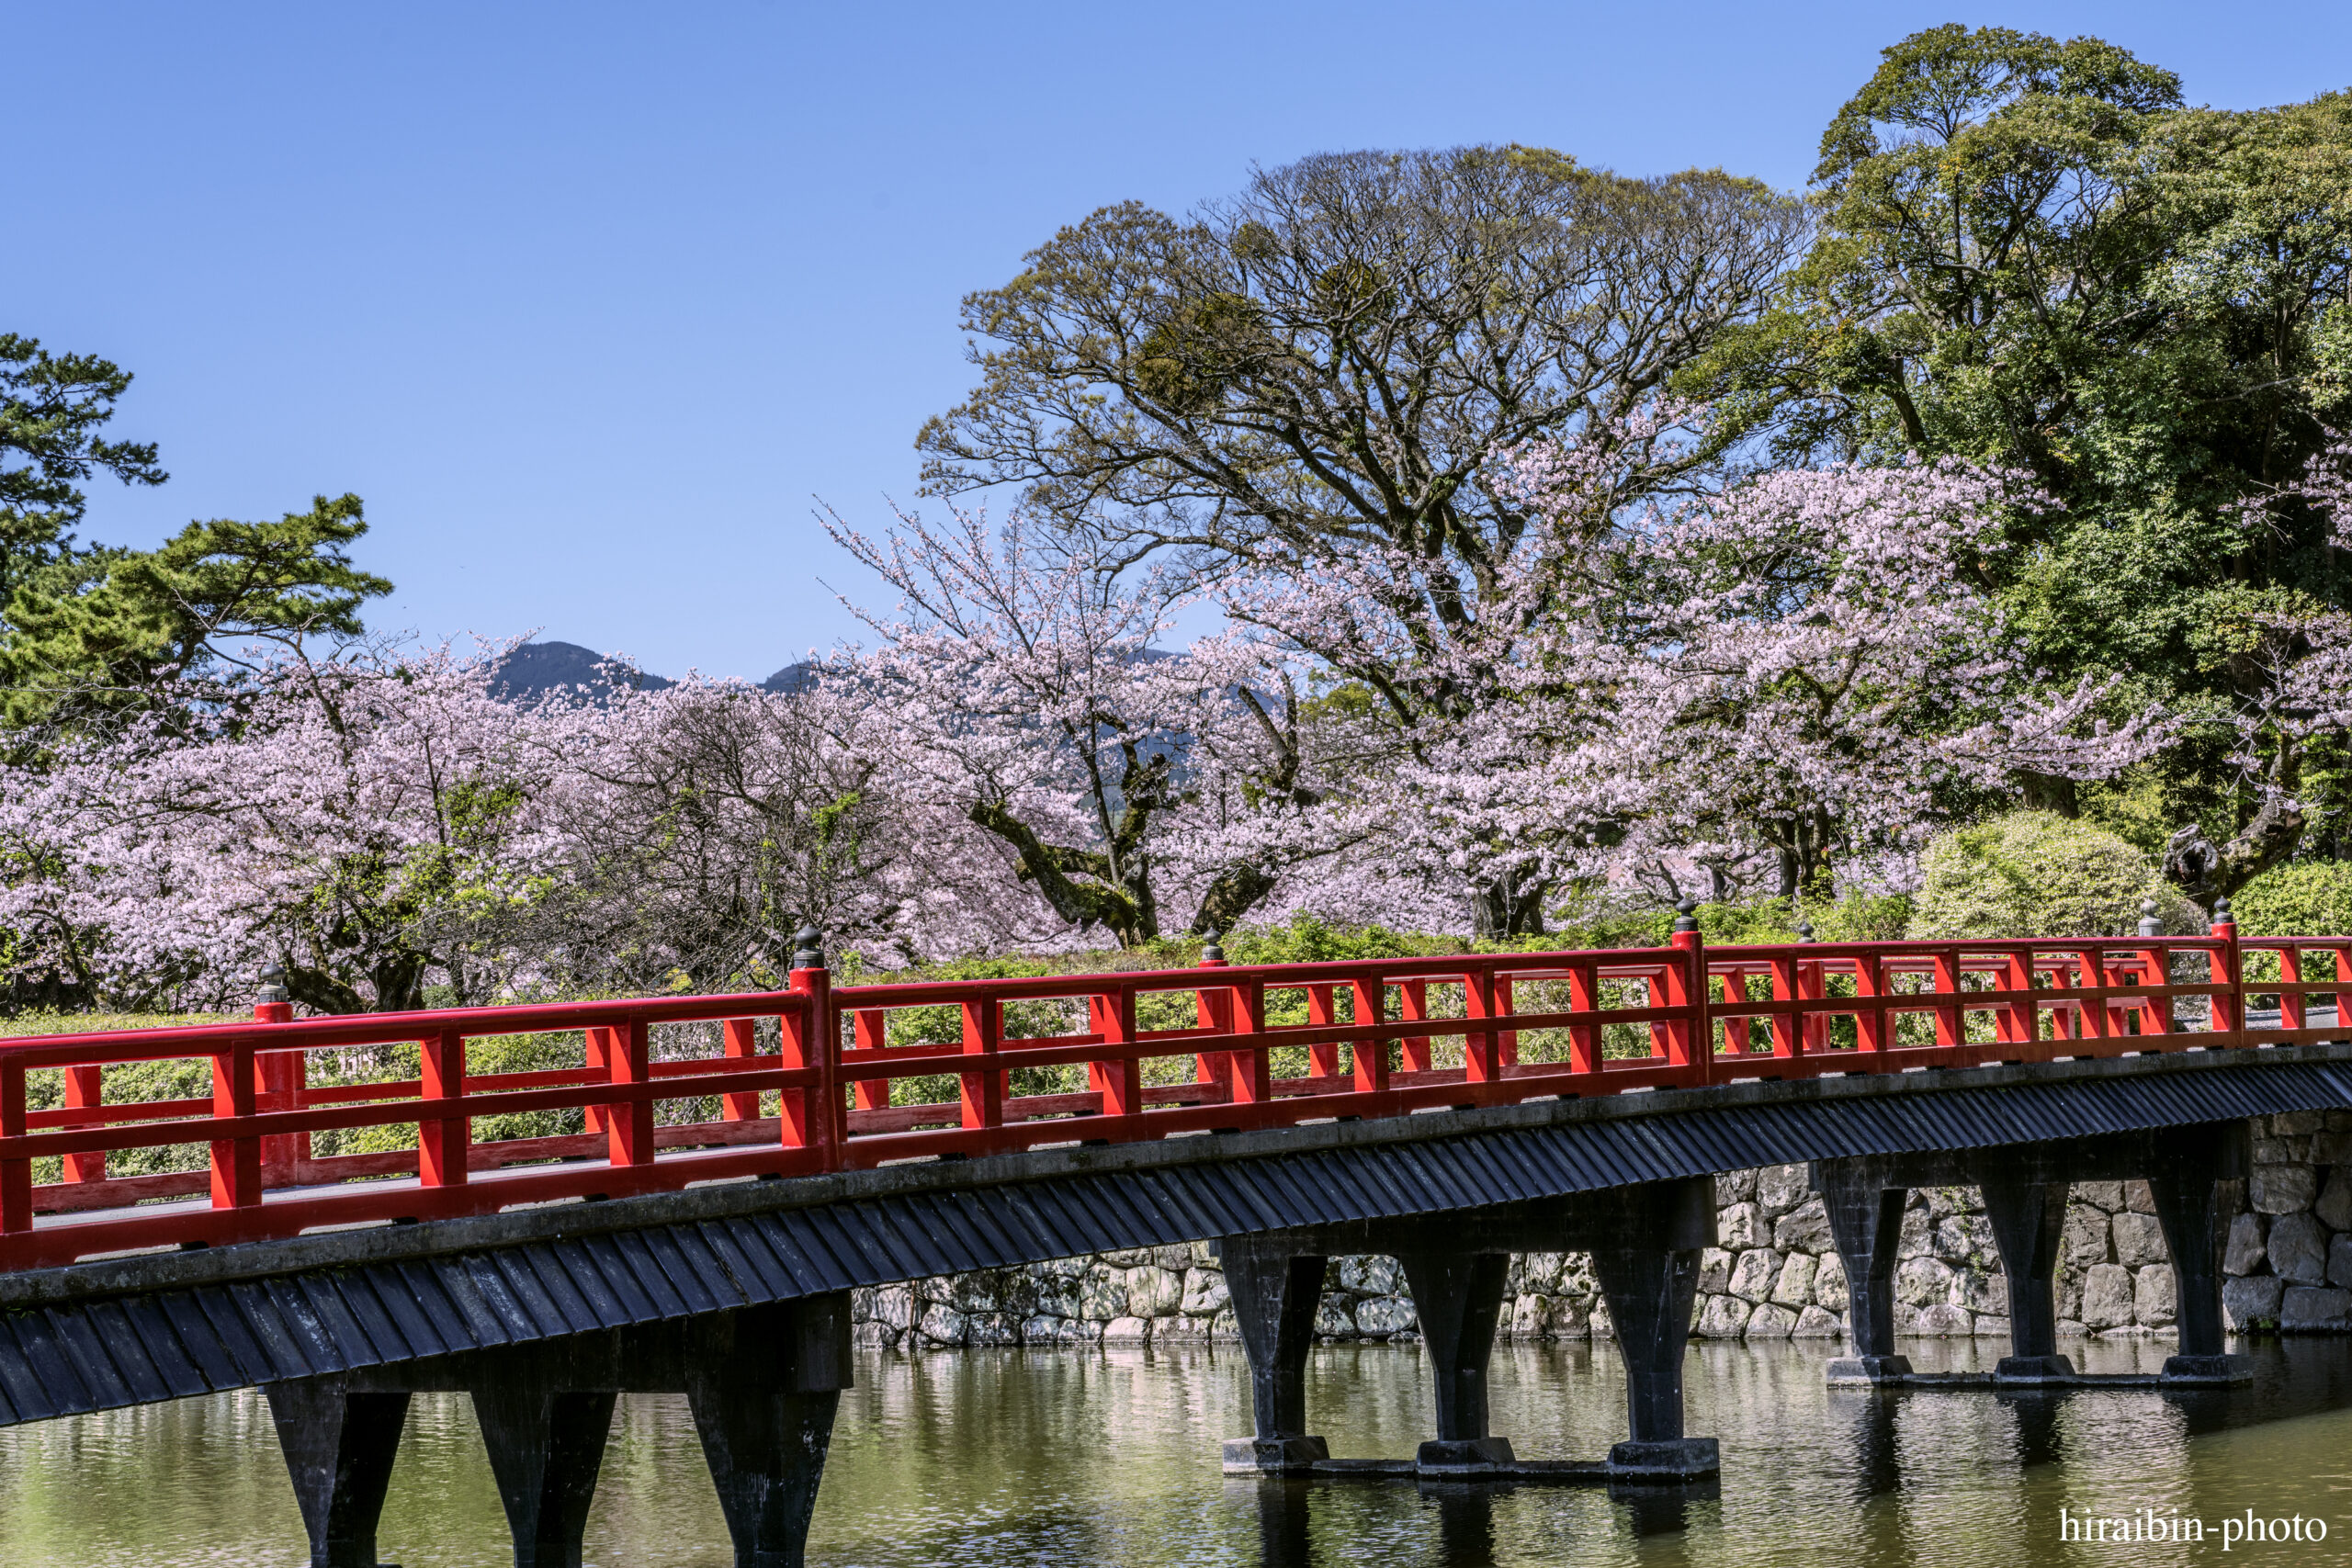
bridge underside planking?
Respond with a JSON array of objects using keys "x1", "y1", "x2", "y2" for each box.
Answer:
[{"x1": 2, "y1": 1046, "x2": 2349, "y2": 1428}]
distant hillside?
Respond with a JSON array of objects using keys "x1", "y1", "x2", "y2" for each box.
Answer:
[
  {"x1": 488, "y1": 642, "x2": 674, "y2": 701},
  {"x1": 490, "y1": 641, "x2": 817, "y2": 702}
]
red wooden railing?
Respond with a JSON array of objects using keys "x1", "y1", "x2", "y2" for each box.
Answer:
[{"x1": 0, "y1": 916, "x2": 2337, "y2": 1272}]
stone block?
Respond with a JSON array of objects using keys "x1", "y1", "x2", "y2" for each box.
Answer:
[
  {"x1": 1696, "y1": 1293, "x2": 1751, "y2": 1337},
  {"x1": 2252, "y1": 1163, "x2": 2318, "y2": 1215},
  {"x1": 1934, "y1": 1214, "x2": 1997, "y2": 1266},
  {"x1": 1125, "y1": 1267, "x2": 1184, "y2": 1319},
  {"x1": 2269, "y1": 1212, "x2": 2330, "y2": 1285},
  {"x1": 1697, "y1": 1247, "x2": 1734, "y2": 1294},
  {"x1": 2062, "y1": 1204, "x2": 2112, "y2": 1268},
  {"x1": 1181, "y1": 1269, "x2": 1230, "y2": 1316},
  {"x1": 1077, "y1": 1266, "x2": 1127, "y2": 1321},
  {"x1": 2317, "y1": 1169, "x2": 2352, "y2": 1233},
  {"x1": 917, "y1": 1305, "x2": 971, "y2": 1346},
  {"x1": 1973, "y1": 1314, "x2": 2011, "y2": 1337},
  {"x1": 1728, "y1": 1248, "x2": 1781, "y2": 1303},
  {"x1": 1814, "y1": 1252, "x2": 1848, "y2": 1307},
  {"x1": 1356, "y1": 1295, "x2": 1417, "y2": 1336},
  {"x1": 1515, "y1": 1252, "x2": 1566, "y2": 1294},
  {"x1": 2275, "y1": 1110, "x2": 2326, "y2": 1136},
  {"x1": 2330, "y1": 1235, "x2": 2352, "y2": 1291},
  {"x1": 2080, "y1": 1264, "x2": 2137, "y2": 1330},
  {"x1": 1771, "y1": 1252, "x2": 1818, "y2": 1308},
  {"x1": 2222, "y1": 1274, "x2": 2285, "y2": 1331},
  {"x1": 2112, "y1": 1213, "x2": 2170, "y2": 1269},
  {"x1": 1313, "y1": 1294, "x2": 1356, "y2": 1337},
  {"x1": 852, "y1": 1322, "x2": 899, "y2": 1348},
  {"x1": 1714, "y1": 1168, "x2": 1758, "y2": 1205},
  {"x1": 1549, "y1": 1296, "x2": 1592, "y2": 1338},
  {"x1": 1775, "y1": 1199, "x2": 1833, "y2": 1253},
  {"x1": 1102, "y1": 1315, "x2": 1153, "y2": 1341},
  {"x1": 2123, "y1": 1180, "x2": 2157, "y2": 1215},
  {"x1": 870, "y1": 1284, "x2": 917, "y2": 1332},
  {"x1": 2056, "y1": 1268, "x2": 2085, "y2": 1321},
  {"x1": 1339, "y1": 1255, "x2": 1399, "y2": 1296},
  {"x1": 2134, "y1": 1267, "x2": 2177, "y2": 1328},
  {"x1": 1746, "y1": 1303, "x2": 1798, "y2": 1338},
  {"x1": 1955, "y1": 1269, "x2": 2008, "y2": 1316},
  {"x1": 2312, "y1": 1131, "x2": 2352, "y2": 1166},
  {"x1": 1155, "y1": 1314, "x2": 1211, "y2": 1341},
  {"x1": 968, "y1": 1313, "x2": 1023, "y2": 1347},
  {"x1": 1097, "y1": 1248, "x2": 1156, "y2": 1268},
  {"x1": 1151, "y1": 1246, "x2": 1194, "y2": 1271},
  {"x1": 1757, "y1": 1163, "x2": 1811, "y2": 1216},
  {"x1": 1912, "y1": 1303, "x2": 1973, "y2": 1336},
  {"x1": 1894, "y1": 1256, "x2": 1956, "y2": 1308},
  {"x1": 2282, "y1": 1286, "x2": 2352, "y2": 1330},
  {"x1": 1897, "y1": 1205, "x2": 1933, "y2": 1259},
  {"x1": 1792, "y1": 1305, "x2": 1844, "y2": 1337},
  {"x1": 1923, "y1": 1186, "x2": 1972, "y2": 1220},
  {"x1": 2225, "y1": 1213, "x2": 2268, "y2": 1276},
  {"x1": 2074, "y1": 1181, "x2": 2126, "y2": 1213},
  {"x1": 1716, "y1": 1202, "x2": 1761, "y2": 1251},
  {"x1": 2255, "y1": 1136, "x2": 2294, "y2": 1165}
]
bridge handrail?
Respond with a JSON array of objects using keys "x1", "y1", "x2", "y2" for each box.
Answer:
[{"x1": 1, "y1": 916, "x2": 2342, "y2": 1272}]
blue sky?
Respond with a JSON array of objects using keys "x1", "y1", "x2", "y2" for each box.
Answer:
[{"x1": 8, "y1": 2, "x2": 2350, "y2": 680}]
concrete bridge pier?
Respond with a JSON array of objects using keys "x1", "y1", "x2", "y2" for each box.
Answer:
[
  {"x1": 264, "y1": 1379, "x2": 412, "y2": 1568},
  {"x1": 260, "y1": 1295, "x2": 850, "y2": 1568},
  {"x1": 1217, "y1": 1239, "x2": 1332, "y2": 1473},
  {"x1": 1394, "y1": 1249, "x2": 1513, "y2": 1473},
  {"x1": 1217, "y1": 1178, "x2": 1720, "y2": 1482},
  {"x1": 1812, "y1": 1125, "x2": 2250, "y2": 1390}
]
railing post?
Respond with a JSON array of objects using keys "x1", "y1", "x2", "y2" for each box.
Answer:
[
  {"x1": 2135, "y1": 901, "x2": 2174, "y2": 1038},
  {"x1": 211, "y1": 1034, "x2": 261, "y2": 1210},
  {"x1": 583, "y1": 1026, "x2": 614, "y2": 1134},
  {"x1": 786, "y1": 927, "x2": 840, "y2": 1168},
  {"x1": 1227, "y1": 977, "x2": 1271, "y2": 1104},
  {"x1": 254, "y1": 967, "x2": 306, "y2": 1188},
  {"x1": 1194, "y1": 936, "x2": 1235, "y2": 1098},
  {"x1": 720, "y1": 1018, "x2": 762, "y2": 1122},
  {"x1": 1668, "y1": 901, "x2": 1710, "y2": 1084},
  {"x1": 1851, "y1": 951, "x2": 1886, "y2": 1058},
  {"x1": 851, "y1": 1010, "x2": 890, "y2": 1111},
  {"x1": 0, "y1": 1058, "x2": 28, "y2": 1235},
  {"x1": 2212, "y1": 898, "x2": 2244, "y2": 1042},
  {"x1": 419, "y1": 1027, "x2": 469, "y2": 1187},
  {"x1": 1306, "y1": 983, "x2": 1342, "y2": 1079}
]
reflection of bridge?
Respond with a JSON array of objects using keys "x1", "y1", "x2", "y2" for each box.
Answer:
[{"x1": 2, "y1": 910, "x2": 2347, "y2": 1565}]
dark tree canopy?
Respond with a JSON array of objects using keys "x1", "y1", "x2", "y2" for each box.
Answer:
[{"x1": 0, "y1": 334, "x2": 165, "y2": 603}]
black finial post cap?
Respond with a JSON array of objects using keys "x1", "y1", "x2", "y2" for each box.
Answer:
[
  {"x1": 791, "y1": 926, "x2": 825, "y2": 970},
  {"x1": 1202, "y1": 931, "x2": 1225, "y2": 964},
  {"x1": 1672, "y1": 898, "x2": 1698, "y2": 934},
  {"x1": 256, "y1": 965, "x2": 289, "y2": 1005},
  {"x1": 1796, "y1": 921, "x2": 1816, "y2": 943},
  {"x1": 2212, "y1": 896, "x2": 2233, "y2": 924}
]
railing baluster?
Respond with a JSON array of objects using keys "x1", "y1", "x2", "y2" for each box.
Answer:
[
  {"x1": 721, "y1": 1018, "x2": 762, "y2": 1121},
  {"x1": 608, "y1": 1019, "x2": 653, "y2": 1168},
  {"x1": 62, "y1": 1064, "x2": 106, "y2": 1184},
  {"x1": 852, "y1": 1009, "x2": 890, "y2": 1111},
  {"x1": 1566, "y1": 960, "x2": 1600, "y2": 1074},
  {"x1": 1464, "y1": 966, "x2": 1501, "y2": 1083},
  {"x1": 1718, "y1": 967, "x2": 1747, "y2": 1060},
  {"x1": 1494, "y1": 974, "x2": 1519, "y2": 1069},
  {"x1": 1770, "y1": 956, "x2": 1800, "y2": 1058},
  {"x1": 1399, "y1": 979, "x2": 1432, "y2": 1072},
  {"x1": 960, "y1": 997, "x2": 1002, "y2": 1130},
  {"x1": 1853, "y1": 952, "x2": 1886, "y2": 1057},
  {"x1": 419, "y1": 1027, "x2": 468, "y2": 1188},
  {"x1": 1097, "y1": 986, "x2": 1143, "y2": 1116},
  {"x1": 2281, "y1": 946, "x2": 2307, "y2": 1032},
  {"x1": 584, "y1": 1026, "x2": 615, "y2": 1134},
  {"x1": 1193, "y1": 956, "x2": 1235, "y2": 1098},
  {"x1": 210, "y1": 1037, "x2": 260, "y2": 1209},
  {"x1": 1932, "y1": 950, "x2": 1963, "y2": 1054},
  {"x1": 1349, "y1": 976, "x2": 1388, "y2": 1093},
  {"x1": 1306, "y1": 983, "x2": 1341, "y2": 1079}
]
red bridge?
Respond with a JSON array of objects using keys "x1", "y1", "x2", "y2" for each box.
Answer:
[{"x1": 1, "y1": 910, "x2": 2345, "y2": 1566}]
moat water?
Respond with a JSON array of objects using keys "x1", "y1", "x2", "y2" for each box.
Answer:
[{"x1": 6, "y1": 1337, "x2": 2352, "y2": 1565}]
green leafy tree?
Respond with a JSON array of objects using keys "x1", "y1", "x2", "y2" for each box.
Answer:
[
  {"x1": 0, "y1": 493, "x2": 391, "y2": 736},
  {"x1": 0, "y1": 334, "x2": 165, "y2": 604}
]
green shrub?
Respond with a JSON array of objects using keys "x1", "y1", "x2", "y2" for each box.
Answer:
[
  {"x1": 2225, "y1": 861, "x2": 2352, "y2": 939},
  {"x1": 1910, "y1": 810, "x2": 2201, "y2": 940}
]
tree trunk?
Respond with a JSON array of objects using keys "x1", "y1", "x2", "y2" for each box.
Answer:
[
  {"x1": 2018, "y1": 773, "x2": 2080, "y2": 818},
  {"x1": 2163, "y1": 802, "x2": 2306, "y2": 914},
  {"x1": 1469, "y1": 873, "x2": 1546, "y2": 937}
]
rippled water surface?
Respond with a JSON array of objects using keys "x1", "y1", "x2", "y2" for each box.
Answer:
[{"x1": 7, "y1": 1337, "x2": 2352, "y2": 1564}]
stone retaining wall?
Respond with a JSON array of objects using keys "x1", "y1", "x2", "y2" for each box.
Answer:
[{"x1": 849, "y1": 1112, "x2": 2352, "y2": 1350}]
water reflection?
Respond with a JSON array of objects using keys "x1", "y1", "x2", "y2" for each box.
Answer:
[{"x1": 4, "y1": 1337, "x2": 2352, "y2": 1564}]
